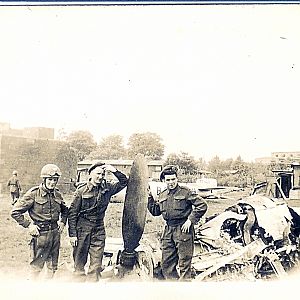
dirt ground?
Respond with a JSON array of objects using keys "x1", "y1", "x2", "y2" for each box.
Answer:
[{"x1": 0, "y1": 189, "x2": 250, "y2": 281}]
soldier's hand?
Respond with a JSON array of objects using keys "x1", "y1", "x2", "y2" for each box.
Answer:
[
  {"x1": 147, "y1": 185, "x2": 152, "y2": 197},
  {"x1": 28, "y1": 224, "x2": 40, "y2": 236},
  {"x1": 181, "y1": 219, "x2": 192, "y2": 233},
  {"x1": 70, "y1": 237, "x2": 78, "y2": 247},
  {"x1": 103, "y1": 165, "x2": 117, "y2": 173},
  {"x1": 58, "y1": 221, "x2": 65, "y2": 234}
]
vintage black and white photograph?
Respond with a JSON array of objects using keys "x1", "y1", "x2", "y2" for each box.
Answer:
[{"x1": 0, "y1": 2, "x2": 300, "y2": 298}]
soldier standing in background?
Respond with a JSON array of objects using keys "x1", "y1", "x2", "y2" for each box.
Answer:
[
  {"x1": 68, "y1": 162, "x2": 128, "y2": 282},
  {"x1": 11, "y1": 164, "x2": 68, "y2": 279},
  {"x1": 7, "y1": 170, "x2": 22, "y2": 205},
  {"x1": 148, "y1": 165, "x2": 208, "y2": 281}
]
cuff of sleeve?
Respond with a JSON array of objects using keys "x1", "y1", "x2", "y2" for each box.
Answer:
[
  {"x1": 23, "y1": 220, "x2": 31, "y2": 228},
  {"x1": 60, "y1": 218, "x2": 67, "y2": 225},
  {"x1": 188, "y1": 217, "x2": 198, "y2": 225}
]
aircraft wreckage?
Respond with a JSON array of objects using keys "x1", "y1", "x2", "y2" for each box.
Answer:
[{"x1": 99, "y1": 155, "x2": 300, "y2": 281}]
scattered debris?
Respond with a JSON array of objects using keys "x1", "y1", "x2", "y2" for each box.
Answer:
[{"x1": 191, "y1": 194, "x2": 300, "y2": 281}]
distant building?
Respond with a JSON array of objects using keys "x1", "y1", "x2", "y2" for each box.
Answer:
[
  {"x1": 23, "y1": 127, "x2": 54, "y2": 140},
  {"x1": 0, "y1": 122, "x2": 54, "y2": 139},
  {"x1": 255, "y1": 152, "x2": 300, "y2": 165},
  {"x1": 255, "y1": 157, "x2": 273, "y2": 165},
  {"x1": 0, "y1": 123, "x2": 76, "y2": 194},
  {"x1": 0, "y1": 122, "x2": 10, "y2": 131},
  {"x1": 271, "y1": 151, "x2": 300, "y2": 164},
  {"x1": 264, "y1": 162, "x2": 300, "y2": 203}
]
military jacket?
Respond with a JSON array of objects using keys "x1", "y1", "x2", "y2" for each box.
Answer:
[
  {"x1": 68, "y1": 170, "x2": 128, "y2": 237},
  {"x1": 11, "y1": 183, "x2": 68, "y2": 228},
  {"x1": 148, "y1": 184, "x2": 207, "y2": 226}
]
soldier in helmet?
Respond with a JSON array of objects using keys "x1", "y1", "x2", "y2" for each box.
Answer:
[
  {"x1": 7, "y1": 170, "x2": 22, "y2": 205},
  {"x1": 68, "y1": 162, "x2": 128, "y2": 282},
  {"x1": 148, "y1": 165, "x2": 208, "y2": 281},
  {"x1": 11, "y1": 164, "x2": 68, "y2": 279}
]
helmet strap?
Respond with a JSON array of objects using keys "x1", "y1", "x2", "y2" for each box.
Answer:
[{"x1": 43, "y1": 177, "x2": 57, "y2": 191}]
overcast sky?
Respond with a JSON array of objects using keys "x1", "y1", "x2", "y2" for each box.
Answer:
[{"x1": 0, "y1": 4, "x2": 299, "y2": 162}]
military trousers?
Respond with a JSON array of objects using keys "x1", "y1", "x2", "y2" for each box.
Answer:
[
  {"x1": 10, "y1": 192, "x2": 19, "y2": 205},
  {"x1": 30, "y1": 228, "x2": 60, "y2": 276},
  {"x1": 161, "y1": 223, "x2": 194, "y2": 281},
  {"x1": 73, "y1": 219, "x2": 106, "y2": 281}
]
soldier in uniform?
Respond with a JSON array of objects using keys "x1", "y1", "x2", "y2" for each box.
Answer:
[
  {"x1": 11, "y1": 164, "x2": 68, "y2": 279},
  {"x1": 68, "y1": 162, "x2": 128, "y2": 281},
  {"x1": 148, "y1": 165, "x2": 208, "y2": 281},
  {"x1": 7, "y1": 170, "x2": 22, "y2": 205}
]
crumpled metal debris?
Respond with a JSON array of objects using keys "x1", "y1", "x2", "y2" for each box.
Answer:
[{"x1": 192, "y1": 195, "x2": 300, "y2": 281}]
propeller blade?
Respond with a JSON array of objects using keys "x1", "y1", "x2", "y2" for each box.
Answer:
[{"x1": 122, "y1": 154, "x2": 148, "y2": 253}]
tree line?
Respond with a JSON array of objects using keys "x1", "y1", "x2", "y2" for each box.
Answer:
[
  {"x1": 58, "y1": 130, "x2": 164, "y2": 161},
  {"x1": 58, "y1": 130, "x2": 287, "y2": 188}
]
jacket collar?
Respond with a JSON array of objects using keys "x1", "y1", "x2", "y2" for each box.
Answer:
[
  {"x1": 40, "y1": 183, "x2": 56, "y2": 197},
  {"x1": 167, "y1": 184, "x2": 180, "y2": 195},
  {"x1": 87, "y1": 180, "x2": 97, "y2": 192},
  {"x1": 86, "y1": 179, "x2": 108, "y2": 193}
]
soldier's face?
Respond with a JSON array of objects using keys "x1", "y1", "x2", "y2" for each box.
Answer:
[
  {"x1": 164, "y1": 174, "x2": 178, "y2": 190},
  {"x1": 45, "y1": 177, "x2": 59, "y2": 190},
  {"x1": 90, "y1": 166, "x2": 105, "y2": 186}
]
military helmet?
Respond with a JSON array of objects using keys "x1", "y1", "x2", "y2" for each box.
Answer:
[
  {"x1": 40, "y1": 164, "x2": 62, "y2": 178},
  {"x1": 12, "y1": 170, "x2": 18, "y2": 175},
  {"x1": 160, "y1": 165, "x2": 179, "y2": 181}
]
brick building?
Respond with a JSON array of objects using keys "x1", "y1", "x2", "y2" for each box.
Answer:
[
  {"x1": 0, "y1": 125, "x2": 77, "y2": 194},
  {"x1": 0, "y1": 122, "x2": 54, "y2": 140}
]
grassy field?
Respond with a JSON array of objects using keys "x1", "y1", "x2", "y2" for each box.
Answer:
[{"x1": 0, "y1": 189, "x2": 250, "y2": 281}]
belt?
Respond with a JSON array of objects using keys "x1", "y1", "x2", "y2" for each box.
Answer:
[
  {"x1": 80, "y1": 215, "x2": 103, "y2": 226},
  {"x1": 35, "y1": 222, "x2": 58, "y2": 232},
  {"x1": 166, "y1": 217, "x2": 188, "y2": 227},
  {"x1": 81, "y1": 213, "x2": 101, "y2": 222}
]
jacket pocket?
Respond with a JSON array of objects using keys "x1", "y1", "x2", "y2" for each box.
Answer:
[
  {"x1": 35, "y1": 196, "x2": 48, "y2": 205},
  {"x1": 81, "y1": 194, "x2": 94, "y2": 210},
  {"x1": 36, "y1": 232, "x2": 47, "y2": 248},
  {"x1": 158, "y1": 196, "x2": 168, "y2": 212},
  {"x1": 174, "y1": 196, "x2": 186, "y2": 210},
  {"x1": 179, "y1": 230, "x2": 192, "y2": 242},
  {"x1": 51, "y1": 197, "x2": 62, "y2": 217},
  {"x1": 34, "y1": 196, "x2": 49, "y2": 215}
]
